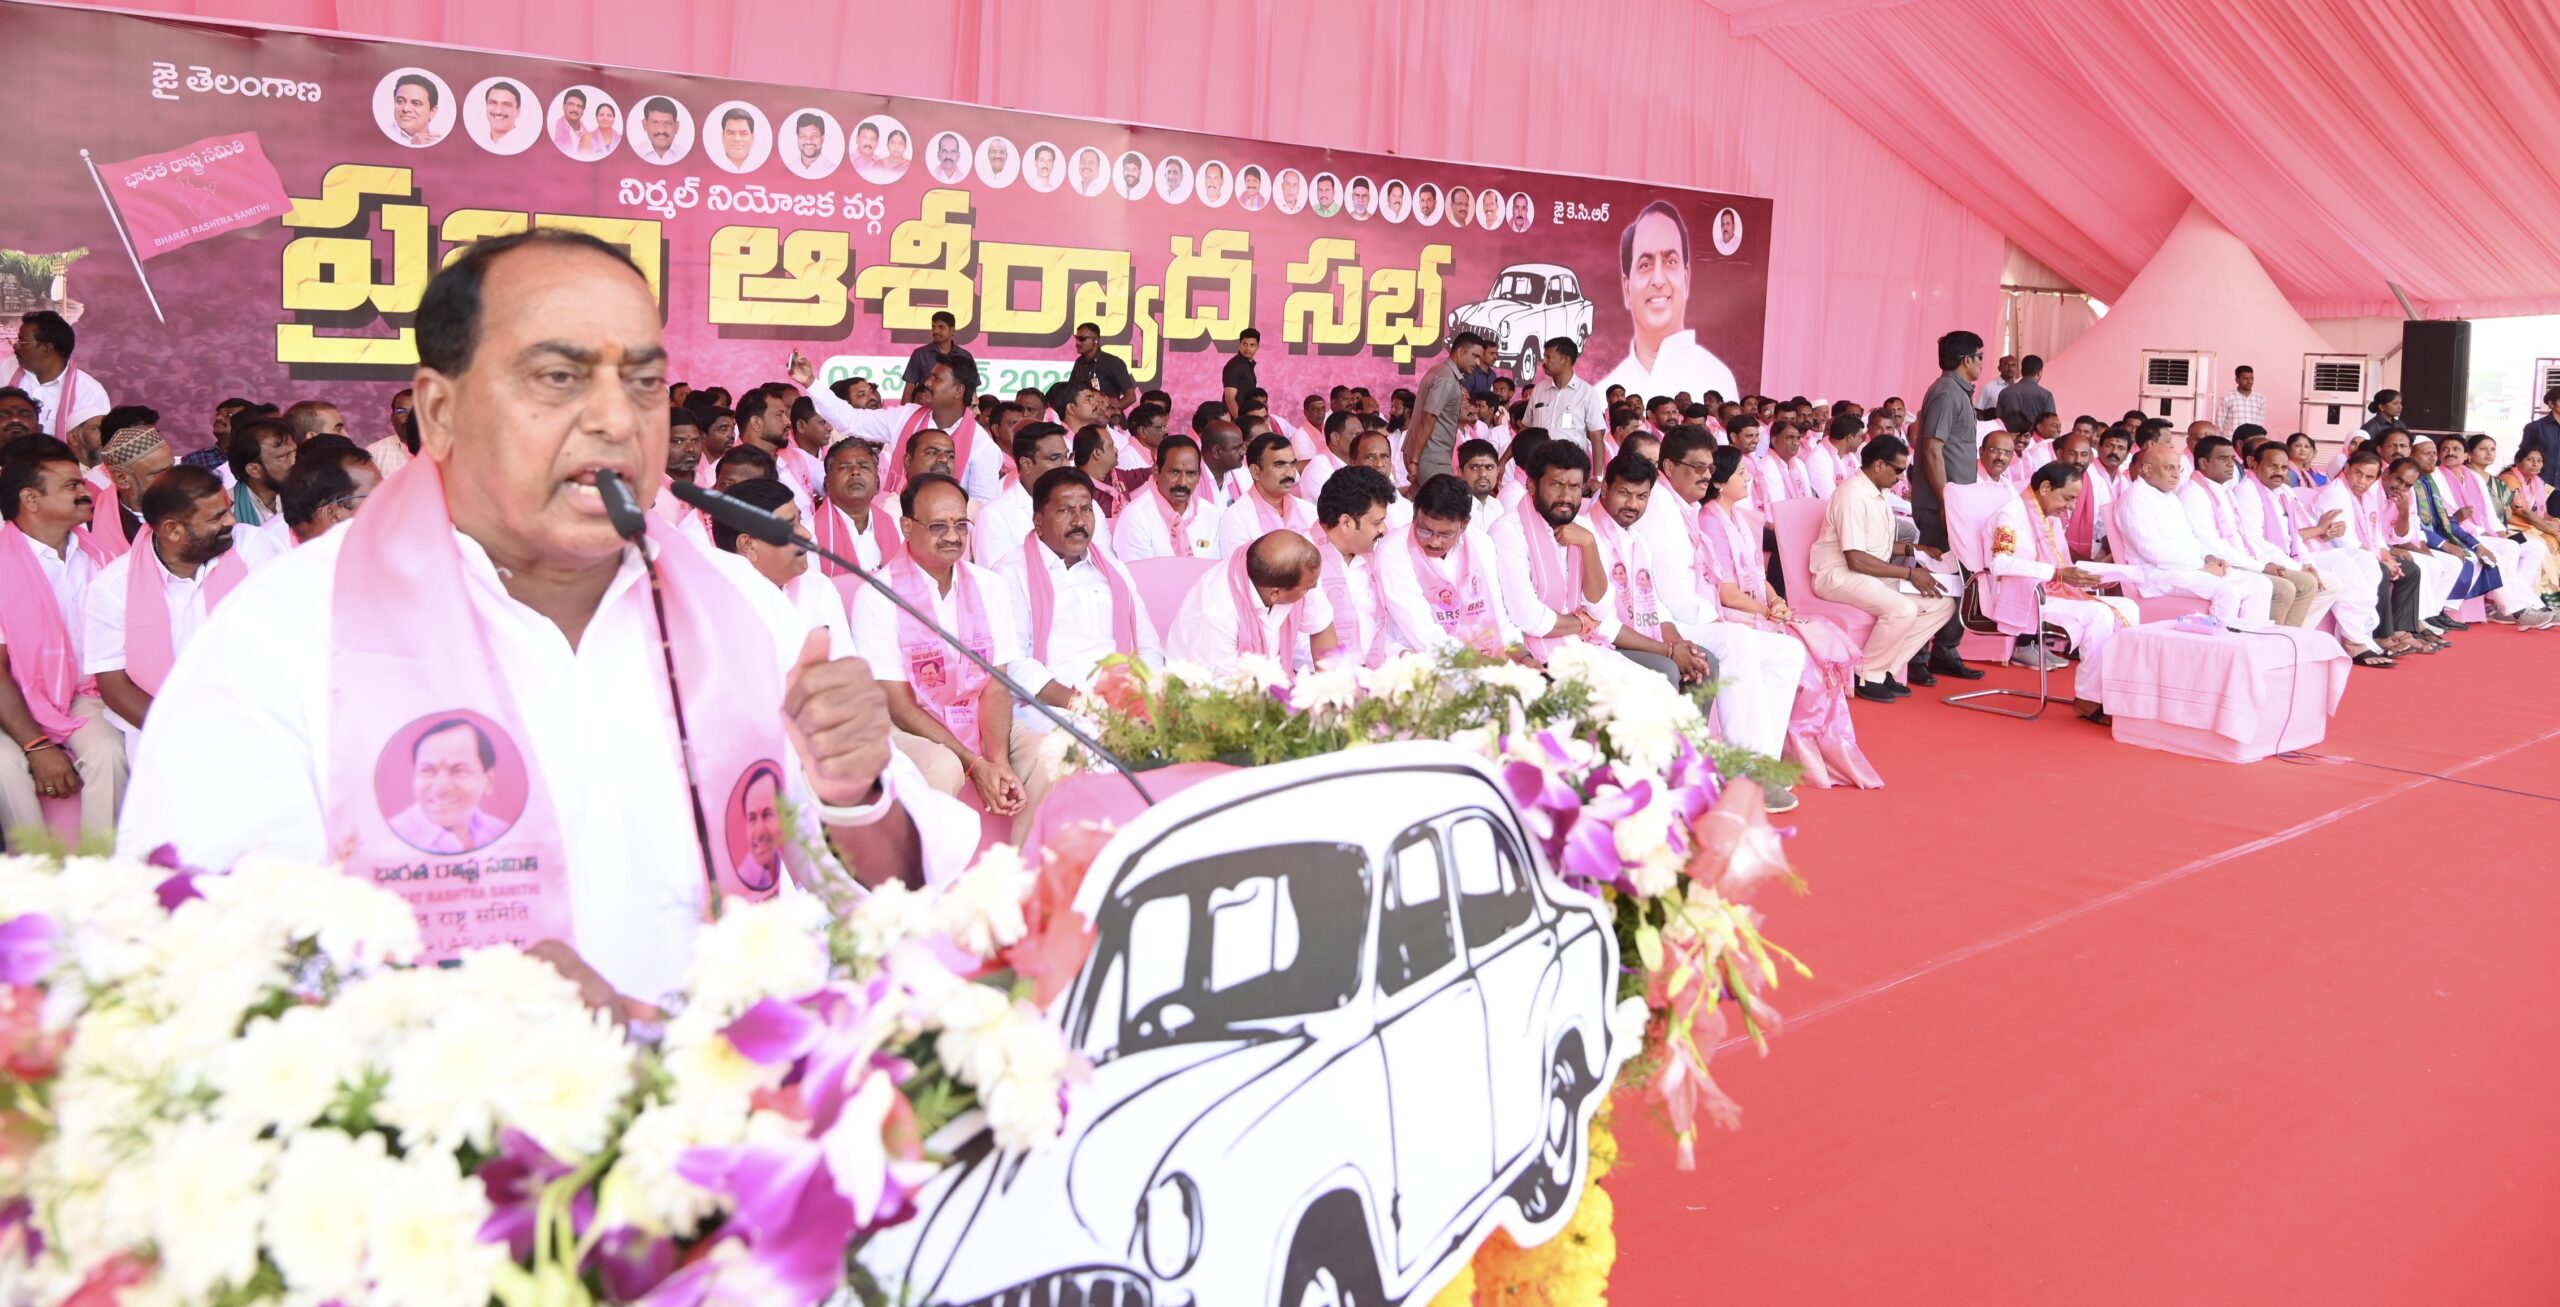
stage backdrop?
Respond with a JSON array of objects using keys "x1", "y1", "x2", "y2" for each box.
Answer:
[{"x1": 0, "y1": 2, "x2": 1770, "y2": 451}]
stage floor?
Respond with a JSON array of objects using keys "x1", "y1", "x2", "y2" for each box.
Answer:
[{"x1": 1606, "y1": 625, "x2": 2560, "y2": 1305}]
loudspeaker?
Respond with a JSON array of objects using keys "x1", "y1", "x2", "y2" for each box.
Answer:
[{"x1": 2399, "y1": 320, "x2": 2471, "y2": 431}]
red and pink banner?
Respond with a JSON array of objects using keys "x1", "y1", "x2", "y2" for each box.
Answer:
[{"x1": 1, "y1": 4, "x2": 1771, "y2": 451}]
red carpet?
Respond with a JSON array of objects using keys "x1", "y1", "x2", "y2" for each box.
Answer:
[{"x1": 1606, "y1": 625, "x2": 2560, "y2": 1306}]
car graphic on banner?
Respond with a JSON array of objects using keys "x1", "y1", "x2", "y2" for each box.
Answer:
[
  {"x1": 860, "y1": 742, "x2": 1627, "y2": 1307},
  {"x1": 1446, "y1": 263, "x2": 1595, "y2": 376}
]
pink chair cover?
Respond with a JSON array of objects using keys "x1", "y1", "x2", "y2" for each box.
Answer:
[
  {"x1": 1122, "y1": 555, "x2": 1217, "y2": 641},
  {"x1": 1769, "y1": 496, "x2": 1874, "y2": 649}
]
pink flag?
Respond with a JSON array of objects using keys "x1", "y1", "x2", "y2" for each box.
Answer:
[{"x1": 93, "y1": 133, "x2": 290, "y2": 260}]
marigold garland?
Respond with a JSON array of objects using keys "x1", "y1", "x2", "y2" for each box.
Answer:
[{"x1": 1452, "y1": 1104, "x2": 1619, "y2": 1306}]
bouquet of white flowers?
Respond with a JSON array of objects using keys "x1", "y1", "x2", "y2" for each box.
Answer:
[{"x1": 0, "y1": 841, "x2": 1084, "y2": 1306}]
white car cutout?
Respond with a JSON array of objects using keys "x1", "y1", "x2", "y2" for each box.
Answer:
[
  {"x1": 861, "y1": 743, "x2": 1626, "y2": 1307},
  {"x1": 1446, "y1": 263, "x2": 1594, "y2": 376}
]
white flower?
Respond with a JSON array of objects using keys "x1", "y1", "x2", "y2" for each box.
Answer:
[
  {"x1": 599, "y1": 1096, "x2": 747, "y2": 1237},
  {"x1": 1447, "y1": 725, "x2": 1499, "y2": 761},
  {"x1": 1037, "y1": 722, "x2": 1087, "y2": 778},
  {"x1": 1156, "y1": 659, "x2": 1216, "y2": 689},
  {"x1": 377, "y1": 1014, "x2": 519, "y2": 1155},
  {"x1": 1288, "y1": 662, "x2": 1363, "y2": 713},
  {"x1": 445, "y1": 947, "x2": 591, "y2": 1024},
  {"x1": 1606, "y1": 710, "x2": 1683, "y2": 775},
  {"x1": 1474, "y1": 661, "x2": 1548, "y2": 706},
  {"x1": 1362, "y1": 651, "x2": 1438, "y2": 704},
  {"x1": 847, "y1": 879, "x2": 936, "y2": 963},
  {"x1": 932, "y1": 844, "x2": 1034, "y2": 960},
  {"x1": 490, "y1": 1008, "x2": 635, "y2": 1159},
  {"x1": 934, "y1": 992, "x2": 1074, "y2": 1153},
  {"x1": 932, "y1": 983, "x2": 1014, "y2": 1090},
  {"x1": 212, "y1": 1003, "x2": 363, "y2": 1137},
  {"x1": 658, "y1": 1017, "x2": 785, "y2": 1110},
  {"x1": 1611, "y1": 995, "x2": 1654, "y2": 1055},
  {"x1": 364, "y1": 1149, "x2": 504, "y2": 1307},
  {"x1": 265, "y1": 1128, "x2": 394, "y2": 1302},
  {"x1": 140, "y1": 1118, "x2": 277, "y2": 1300},
  {"x1": 1231, "y1": 653, "x2": 1289, "y2": 693},
  {"x1": 684, "y1": 895, "x2": 833, "y2": 1021}
]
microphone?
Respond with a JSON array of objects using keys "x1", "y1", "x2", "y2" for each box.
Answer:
[
  {"x1": 668, "y1": 480, "x2": 1155, "y2": 807},
  {"x1": 598, "y1": 469, "x2": 731, "y2": 913}
]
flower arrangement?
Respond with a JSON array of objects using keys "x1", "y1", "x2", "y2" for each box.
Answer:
[
  {"x1": 0, "y1": 840, "x2": 1087, "y2": 1306},
  {"x1": 1047, "y1": 645, "x2": 1811, "y2": 1304}
]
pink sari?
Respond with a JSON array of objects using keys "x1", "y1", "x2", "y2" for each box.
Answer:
[{"x1": 1697, "y1": 499, "x2": 1881, "y2": 790}]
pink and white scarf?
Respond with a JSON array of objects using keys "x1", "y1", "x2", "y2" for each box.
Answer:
[
  {"x1": 122, "y1": 529, "x2": 250, "y2": 695},
  {"x1": 1126, "y1": 478, "x2": 1200, "y2": 557},
  {"x1": 1407, "y1": 527, "x2": 1500, "y2": 655},
  {"x1": 1514, "y1": 494, "x2": 1598, "y2": 659},
  {"x1": 884, "y1": 555, "x2": 992, "y2": 743},
  {"x1": 1021, "y1": 531, "x2": 1138, "y2": 664},
  {"x1": 87, "y1": 478, "x2": 132, "y2": 559},
  {"x1": 1223, "y1": 547, "x2": 1302, "y2": 668},
  {"x1": 1585, "y1": 509, "x2": 1659, "y2": 639},
  {"x1": 1314, "y1": 535, "x2": 1390, "y2": 668},
  {"x1": 327, "y1": 457, "x2": 785, "y2": 964},
  {"x1": 0, "y1": 523, "x2": 106, "y2": 741},
  {"x1": 878, "y1": 406, "x2": 979, "y2": 499},
  {"x1": 811, "y1": 498, "x2": 900, "y2": 578}
]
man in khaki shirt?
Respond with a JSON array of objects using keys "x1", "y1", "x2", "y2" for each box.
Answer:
[{"x1": 1811, "y1": 435, "x2": 1956, "y2": 701}]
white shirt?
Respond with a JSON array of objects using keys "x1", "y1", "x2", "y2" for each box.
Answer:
[
  {"x1": 83, "y1": 539, "x2": 264, "y2": 752},
  {"x1": 1523, "y1": 375, "x2": 1607, "y2": 451},
  {"x1": 2179, "y1": 475, "x2": 2279, "y2": 569},
  {"x1": 1110, "y1": 487, "x2": 1214, "y2": 562},
  {"x1": 1631, "y1": 488, "x2": 1718, "y2": 632},
  {"x1": 1318, "y1": 539, "x2": 1445, "y2": 663},
  {"x1": 2115, "y1": 478, "x2": 2217, "y2": 576},
  {"x1": 116, "y1": 528, "x2": 974, "y2": 1003},
  {"x1": 850, "y1": 559, "x2": 1026, "y2": 704},
  {"x1": 971, "y1": 481, "x2": 1035, "y2": 567},
  {"x1": 709, "y1": 552, "x2": 857, "y2": 661},
  {"x1": 2231, "y1": 472, "x2": 2313, "y2": 564},
  {"x1": 1163, "y1": 565, "x2": 1334, "y2": 675},
  {"x1": 994, "y1": 538, "x2": 1161, "y2": 729},
  {"x1": 1196, "y1": 467, "x2": 1246, "y2": 518},
  {"x1": 812, "y1": 501, "x2": 891, "y2": 571},
  {"x1": 6, "y1": 366, "x2": 110, "y2": 436},
  {"x1": 1595, "y1": 330, "x2": 1739, "y2": 408},
  {"x1": 805, "y1": 392, "x2": 1004, "y2": 503},
  {"x1": 1215, "y1": 489, "x2": 1317, "y2": 559},
  {"x1": 1488, "y1": 504, "x2": 1619, "y2": 646},
  {"x1": 1378, "y1": 530, "x2": 1522, "y2": 652},
  {"x1": 10, "y1": 529, "x2": 97, "y2": 660}
]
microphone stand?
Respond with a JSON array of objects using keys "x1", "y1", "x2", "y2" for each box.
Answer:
[
  {"x1": 594, "y1": 471, "x2": 729, "y2": 915},
  {"x1": 669, "y1": 479, "x2": 1156, "y2": 808}
]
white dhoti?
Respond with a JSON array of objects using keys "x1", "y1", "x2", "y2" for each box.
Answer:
[
  {"x1": 2303, "y1": 547, "x2": 2384, "y2": 648},
  {"x1": 1690, "y1": 620, "x2": 1811, "y2": 760},
  {"x1": 2469, "y1": 534, "x2": 2541, "y2": 614},
  {"x1": 2040, "y1": 594, "x2": 2138, "y2": 702},
  {"x1": 2402, "y1": 548, "x2": 2464, "y2": 617},
  {"x1": 2148, "y1": 567, "x2": 2275, "y2": 622}
]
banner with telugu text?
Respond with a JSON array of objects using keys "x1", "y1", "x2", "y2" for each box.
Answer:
[{"x1": 0, "y1": 1, "x2": 1770, "y2": 451}]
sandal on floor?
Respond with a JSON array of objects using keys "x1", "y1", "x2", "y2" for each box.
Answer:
[{"x1": 2352, "y1": 649, "x2": 2397, "y2": 668}]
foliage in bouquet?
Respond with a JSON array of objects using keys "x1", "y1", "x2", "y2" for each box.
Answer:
[{"x1": 0, "y1": 838, "x2": 1092, "y2": 1306}]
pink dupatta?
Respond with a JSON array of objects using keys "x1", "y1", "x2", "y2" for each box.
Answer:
[
  {"x1": 1127, "y1": 479, "x2": 1200, "y2": 557},
  {"x1": 327, "y1": 457, "x2": 786, "y2": 964},
  {"x1": 0, "y1": 524, "x2": 106, "y2": 742},
  {"x1": 4, "y1": 365, "x2": 84, "y2": 439},
  {"x1": 1022, "y1": 531, "x2": 1138, "y2": 664},
  {"x1": 1314, "y1": 535, "x2": 1390, "y2": 668},
  {"x1": 884, "y1": 555, "x2": 992, "y2": 742},
  {"x1": 1223, "y1": 547, "x2": 1302, "y2": 667},
  {"x1": 1698, "y1": 499, "x2": 1881, "y2": 790},
  {"x1": 879, "y1": 407, "x2": 980, "y2": 499},
  {"x1": 1406, "y1": 527, "x2": 1501, "y2": 655},
  {"x1": 122, "y1": 529, "x2": 250, "y2": 696},
  {"x1": 87, "y1": 478, "x2": 132, "y2": 560},
  {"x1": 1514, "y1": 494, "x2": 1595, "y2": 660},
  {"x1": 811, "y1": 498, "x2": 900, "y2": 579}
]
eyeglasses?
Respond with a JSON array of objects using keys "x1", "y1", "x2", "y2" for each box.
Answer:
[
  {"x1": 1074, "y1": 334, "x2": 1098, "y2": 345},
  {"x1": 908, "y1": 518, "x2": 971, "y2": 539},
  {"x1": 1671, "y1": 458, "x2": 1714, "y2": 474},
  {"x1": 322, "y1": 490, "x2": 371, "y2": 514}
]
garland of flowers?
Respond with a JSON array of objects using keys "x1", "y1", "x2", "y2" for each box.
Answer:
[{"x1": 1047, "y1": 645, "x2": 1810, "y2": 1306}]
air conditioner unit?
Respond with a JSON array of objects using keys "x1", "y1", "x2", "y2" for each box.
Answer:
[
  {"x1": 2137, "y1": 349, "x2": 2213, "y2": 425},
  {"x1": 2300, "y1": 354, "x2": 2376, "y2": 452},
  {"x1": 2535, "y1": 357, "x2": 2560, "y2": 408}
]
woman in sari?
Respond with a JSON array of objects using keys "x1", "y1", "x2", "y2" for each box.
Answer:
[
  {"x1": 2495, "y1": 446, "x2": 2560, "y2": 602},
  {"x1": 1695, "y1": 447, "x2": 1882, "y2": 789},
  {"x1": 587, "y1": 101, "x2": 621, "y2": 155},
  {"x1": 2284, "y1": 432, "x2": 2329, "y2": 498}
]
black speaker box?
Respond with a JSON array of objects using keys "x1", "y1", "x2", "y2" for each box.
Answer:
[{"x1": 2400, "y1": 319, "x2": 2471, "y2": 430}]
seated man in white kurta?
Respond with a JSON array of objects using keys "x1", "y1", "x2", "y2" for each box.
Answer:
[
  {"x1": 2110, "y1": 449, "x2": 2275, "y2": 622},
  {"x1": 1164, "y1": 529, "x2": 1339, "y2": 677},
  {"x1": 994, "y1": 468, "x2": 1162, "y2": 729},
  {"x1": 1982, "y1": 463, "x2": 2137, "y2": 725}
]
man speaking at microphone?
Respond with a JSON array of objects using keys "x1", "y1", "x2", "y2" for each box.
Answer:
[{"x1": 119, "y1": 231, "x2": 975, "y2": 1013}]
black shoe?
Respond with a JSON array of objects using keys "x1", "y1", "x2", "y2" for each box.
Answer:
[
  {"x1": 1855, "y1": 680, "x2": 1898, "y2": 704},
  {"x1": 1926, "y1": 654, "x2": 1987, "y2": 680},
  {"x1": 1905, "y1": 663, "x2": 1938, "y2": 687},
  {"x1": 2435, "y1": 617, "x2": 2471, "y2": 632},
  {"x1": 1888, "y1": 677, "x2": 1913, "y2": 696}
]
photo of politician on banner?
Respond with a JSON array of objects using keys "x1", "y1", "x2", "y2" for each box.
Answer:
[{"x1": 0, "y1": 3, "x2": 1770, "y2": 445}]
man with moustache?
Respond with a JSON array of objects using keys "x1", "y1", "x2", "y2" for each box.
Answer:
[
  {"x1": 389, "y1": 74, "x2": 443, "y2": 147},
  {"x1": 717, "y1": 107, "x2": 757, "y2": 170},
  {"x1": 634, "y1": 98, "x2": 682, "y2": 162},
  {"x1": 1217, "y1": 432, "x2": 1318, "y2": 557},
  {"x1": 797, "y1": 352, "x2": 998, "y2": 502},
  {"x1": 1113, "y1": 434, "x2": 1212, "y2": 561},
  {"x1": 1584, "y1": 450, "x2": 1718, "y2": 689},
  {"x1": 1597, "y1": 201, "x2": 1738, "y2": 402},
  {"x1": 791, "y1": 113, "x2": 829, "y2": 174},
  {"x1": 1194, "y1": 418, "x2": 1248, "y2": 517},
  {"x1": 974, "y1": 422, "x2": 1073, "y2": 566},
  {"x1": 0, "y1": 390, "x2": 38, "y2": 444},
  {"x1": 85, "y1": 464, "x2": 259, "y2": 756},
  {"x1": 802, "y1": 437, "x2": 897, "y2": 579},
  {"x1": 1349, "y1": 431, "x2": 1414, "y2": 531},
  {"x1": 1380, "y1": 473, "x2": 1523, "y2": 655},
  {"x1": 482, "y1": 81, "x2": 526, "y2": 144},
  {"x1": 0, "y1": 441, "x2": 126, "y2": 835},
  {"x1": 996, "y1": 468, "x2": 1160, "y2": 728},
  {"x1": 1308, "y1": 466, "x2": 1439, "y2": 668}
]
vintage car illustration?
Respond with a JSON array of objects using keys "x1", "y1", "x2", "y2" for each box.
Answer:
[
  {"x1": 860, "y1": 743, "x2": 1625, "y2": 1307},
  {"x1": 1446, "y1": 263, "x2": 1594, "y2": 376}
]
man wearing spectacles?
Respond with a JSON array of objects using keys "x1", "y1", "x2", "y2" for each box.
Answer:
[
  {"x1": 1906, "y1": 329, "x2": 1991, "y2": 687},
  {"x1": 1811, "y1": 435, "x2": 1957, "y2": 702}
]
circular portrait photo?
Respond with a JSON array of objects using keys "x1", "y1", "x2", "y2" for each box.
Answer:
[
  {"x1": 546, "y1": 85, "x2": 622, "y2": 162},
  {"x1": 1447, "y1": 184, "x2": 1476, "y2": 228},
  {"x1": 463, "y1": 76, "x2": 539, "y2": 156},
  {"x1": 1114, "y1": 150, "x2": 1152, "y2": 200},
  {"x1": 1713, "y1": 206, "x2": 1744, "y2": 256},
  {"x1": 1070, "y1": 145, "x2": 1110, "y2": 197},
  {"x1": 1154, "y1": 154, "x2": 1193, "y2": 203},
  {"x1": 1509, "y1": 191, "x2": 1534, "y2": 233},
  {"x1": 1476, "y1": 186, "x2": 1504, "y2": 230},
  {"x1": 1412, "y1": 182, "x2": 1443, "y2": 226},
  {"x1": 1236, "y1": 164, "x2": 1270, "y2": 212},
  {"x1": 705, "y1": 100, "x2": 773, "y2": 175},
  {"x1": 376, "y1": 711, "x2": 529, "y2": 856},
  {"x1": 723, "y1": 760, "x2": 790, "y2": 894},
  {"x1": 1274, "y1": 167, "x2": 1307, "y2": 214},
  {"x1": 925, "y1": 130, "x2": 972, "y2": 185},
  {"x1": 850, "y1": 114, "x2": 910, "y2": 183},
  {"x1": 1380, "y1": 177, "x2": 1410, "y2": 223},
  {"x1": 1310, "y1": 171, "x2": 1342, "y2": 218},
  {"x1": 975, "y1": 134, "x2": 1021, "y2": 188},
  {"x1": 1196, "y1": 158, "x2": 1231, "y2": 208},
  {"x1": 1346, "y1": 175, "x2": 1378, "y2": 220},
  {"x1": 1023, "y1": 140, "x2": 1066, "y2": 192},
  {"x1": 625, "y1": 93, "x2": 695, "y2": 165},
  {"x1": 377, "y1": 68, "x2": 457, "y2": 150},
  {"x1": 779, "y1": 108, "x2": 844, "y2": 180}
]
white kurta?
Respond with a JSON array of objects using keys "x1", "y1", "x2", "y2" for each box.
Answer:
[
  {"x1": 2112, "y1": 479, "x2": 2274, "y2": 621},
  {"x1": 1163, "y1": 564, "x2": 1334, "y2": 675}
]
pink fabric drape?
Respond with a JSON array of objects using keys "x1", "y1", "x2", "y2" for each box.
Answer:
[
  {"x1": 79, "y1": 0, "x2": 2001, "y2": 403},
  {"x1": 1725, "y1": 0, "x2": 2560, "y2": 320}
]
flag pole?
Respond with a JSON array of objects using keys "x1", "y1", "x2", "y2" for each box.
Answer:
[{"x1": 80, "y1": 148, "x2": 165, "y2": 324}]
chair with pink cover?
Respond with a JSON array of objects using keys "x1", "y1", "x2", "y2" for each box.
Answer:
[
  {"x1": 1124, "y1": 555, "x2": 1217, "y2": 640},
  {"x1": 1942, "y1": 481, "x2": 2053, "y2": 719},
  {"x1": 1770, "y1": 497, "x2": 1875, "y2": 648}
]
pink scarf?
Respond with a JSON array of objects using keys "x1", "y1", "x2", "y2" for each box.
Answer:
[
  {"x1": 327, "y1": 457, "x2": 784, "y2": 964},
  {"x1": 1127, "y1": 478, "x2": 1199, "y2": 557},
  {"x1": 1700, "y1": 500, "x2": 1769, "y2": 607},
  {"x1": 1407, "y1": 527, "x2": 1500, "y2": 655},
  {"x1": 878, "y1": 406, "x2": 978, "y2": 499},
  {"x1": 884, "y1": 555, "x2": 991, "y2": 742},
  {"x1": 0, "y1": 523, "x2": 106, "y2": 742},
  {"x1": 2447, "y1": 464, "x2": 2498, "y2": 527},
  {"x1": 1223, "y1": 547, "x2": 1301, "y2": 667},
  {"x1": 1514, "y1": 494, "x2": 1593, "y2": 660},
  {"x1": 1585, "y1": 509, "x2": 1658, "y2": 639},
  {"x1": 2249, "y1": 476, "x2": 2307, "y2": 558},
  {"x1": 1314, "y1": 535, "x2": 1390, "y2": 668},
  {"x1": 4, "y1": 365, "x2": 83, "y2": 439},
  {"x1": 87, "y1": 477, "x2": 132, "y2": 560},
  {"x1": 1247, "y1": 485, "x2": 1308, "y2": 540},
  {"x1": 1021, "y1": 531, "x2": 1138, "y2": 664},
  {"x1": 811, "y1": 499, "x2": 899, "y2": 578},
  {"x1": 122, "y1": 529, "x2": 249, "y2": 696},
  {"x1": 777, "y1": 444, "x2": 825, "y2": 503}
]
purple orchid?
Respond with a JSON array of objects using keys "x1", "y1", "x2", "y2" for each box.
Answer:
[
  {"x1": 1500, "y1": 731, "x2": 1587, "y2": 860},
  {"x1": 0, "y1": 915, "x2": 55, "y2": 987},
  {"x1": 1556, "y1": 778, "x2": 1653, "y2": 895},
  {"x1": 475, "y1": 1128, "x2": 592, "y2": 1261}
]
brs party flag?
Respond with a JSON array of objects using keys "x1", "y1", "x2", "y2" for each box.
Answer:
[{"x1": 92, "y1": 132, "x2": 291, "y2": 260}]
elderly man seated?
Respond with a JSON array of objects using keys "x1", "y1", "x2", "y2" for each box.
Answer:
[
  {"x1": 2112, "y1": 442, "x2": 2274, "y2": 622},
  {"x1": 1984, "y1": 463, "x2": 2138, "y2": 725}
]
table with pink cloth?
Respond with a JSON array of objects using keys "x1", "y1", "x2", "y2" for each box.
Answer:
[{"x1": 2100, "y1": 623, "x2": 2349, "y2": 763}]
